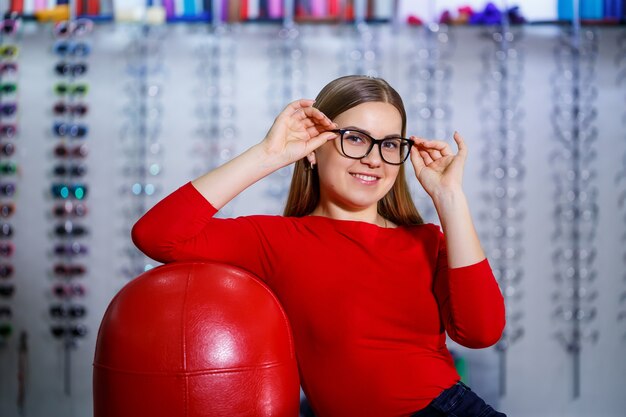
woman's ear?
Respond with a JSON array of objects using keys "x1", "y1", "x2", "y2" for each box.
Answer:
[{"x1": 306, "y1": 152, "x2": 316, "y2": 167}]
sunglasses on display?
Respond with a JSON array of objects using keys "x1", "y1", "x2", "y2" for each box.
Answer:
[
  {"x1": 125, "y1": 63, "x2": 167, "y2": 78},
  {"x1": 0, "y1": 83, "x2": 16, "y2": 95},
  {"x1": 122, "y1": 163, "x2": 162, "y2": 177},
  {"x1": 52, "y1": 201, "x2": 87, "y2": 218},
  {"x1": 0, "y1": 124, "x2": 16, "y2": 137},
  {"x1": 0, "y1": 223, "x2": 12, "y2": 238},
  {"x1": 53, "y1": 263, "x2": 86, "y2": 277},
  {"x1": 0, "y1": 264, "x2": 13, "y2": 278},
  {"x1": 129, "y1": 182, "x2": 158, "y2": 196},
  {"x1": 0, "y1": 284, "x2": 14, "y2": 297},
  {"x1": 124, "y1": 82, "x2": 161, "y2": 98},
  {"x1": 0, "y1": 242, "x2": 13, "y2": 256},
  {"x1": 53, "y1": 122, "x2": 88, "y2": 138},
  {"x1": 53, "y1": 19, "x2": 93, "y2": 38},
  {"x1": 54, "y1": 221, "x2": 88, "y2": 237},
  {"x1": 0, "y1": 45, "x2": 18, "y2": 59},
  {"x1": 50, "y1": 324, "x2": 88, "y2": 339},
  {"x1": 0, "y1": 143, "x2": 15, "y2": 157},
  {"x1": 0, "y1": 19, "x2": 20, "y2": 35},
  {"x1": 54, "y1": 83, "x2": 88, "y2": 97},
  {"x1": 55, "y1": 62, "x2": 88, "y2": 77},
  {"x1": 50, "y1": 304, "x2": 86, "y2": 319},
  {"x1": 52, "y1": 283, "x2": 85, "y2": 298},
  {"x1": 53, "y1": 144, "x2": 88, "y2": 158},
  {"x1": 0, "y1": 162, "x2": 17, "y2": 175},
  {"x1": 54, "y1": 242, "x2": 88, "y2": 257},
  {"x1": 0, "y1": 323, "x2": 11, "y2": 337},
  {"x1": 53, "y1": 40, "x2": 91, "y2": 57},
  {"x1": 121, "y1": 124, "x2": 161, "y2": 144},
  {"x1": 51, "y1": 183, "x2": 88, "y2": 200},
  {"x1": 0, "y1": 182, "x2": 15, "y2": 197},
  {"x1": 0, "y1": 62, "x2": 17, "y2": 75},
  {"x1": 53, "y1": 163, "x2": 87, "y2": 177},
  {"x1": 0, "y1": 102, "x2": 17, "y2": 116},
  {"x1": 53, "y1": 102, "x2": 88, "y2": 117},
  {"x1": 0, "y1": 203, "x2": 14, "y2": 218}
]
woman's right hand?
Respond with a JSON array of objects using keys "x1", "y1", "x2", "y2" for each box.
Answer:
[
  {"x1": 190, "y1": 99, "x2": 337, "y2": 210},
  {"x1": 261, "y1": 99, "x2": 338, "y2": 167}
]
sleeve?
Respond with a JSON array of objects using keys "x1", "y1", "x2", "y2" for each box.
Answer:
[
  {"x1": 431, "y1": 226, "x2": 506, "y2": 349},
  {"x1": 131, "y1": 182, "x2": 274, "y2": 280}
]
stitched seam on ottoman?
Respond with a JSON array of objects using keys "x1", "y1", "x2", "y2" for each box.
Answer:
[
  {"x1": 182, "y1": 267, "x2": 192, "y2": 417},
  {"x1": 92, "y1": 360, "x2": 291, "y2": 376}
]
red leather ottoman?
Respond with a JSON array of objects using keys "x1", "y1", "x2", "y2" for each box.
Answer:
[{"x1": 93, "y1": 262, "x2": 300, "y2": 417}]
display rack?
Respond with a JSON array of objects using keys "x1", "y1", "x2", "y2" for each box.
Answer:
[
  {"x1": 550, "y1": 1, "x2": 600, "y2": 398},
  {"x1": 118, "y1": 22, "x2": 165, "y2": 279},
  {"x1": 190, "y1": 1, "x2": 238, "y2": 216},
  {"x1": 617, "y1": 27, "x2": 626, "y2": 338},
  {"x1": 5, "y1": 1, "x2": 626, "y2": 26},
  {"x1": 407, "y1": 20, "x2": 454, "y2": 223},
  {"x1": 477, "y1": 3, "x2": 526, "y2": 397},
  {"x1": 47, "y1": 16, "x2": 93, "y2": 396},
  {"x1": 264, "y1": 2, "x2": 307, "y2": 212},
  {"x1": 0, "y1": 10, "x2": 19, "y2": 351}
]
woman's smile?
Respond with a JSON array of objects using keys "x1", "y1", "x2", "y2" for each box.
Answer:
[{"x1": 349, "y1": 171, "x2": 381, "y2": 185}]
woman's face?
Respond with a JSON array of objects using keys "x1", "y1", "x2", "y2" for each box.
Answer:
[{"x1": 313, "y1": 101, "x2": 403, "y2": 214}]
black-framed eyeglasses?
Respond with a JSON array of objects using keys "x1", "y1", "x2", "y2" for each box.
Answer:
[
  {"x1": 330, "y1": 129, "x2": 413, "y2": 165},
  {"x1": 53, "y1": 263, "x2": 86, "y2": 277},
  {"x1": 50, "y1": 304, "x2": 87, "y2": 319},
  {"x1": 50, "y1": 324, "x2": 88, "y2": 339},
  {"x1": 53, "y1": 163, "x2": 88, "y2": 177},
  {"x1": 0, "y1": 264, "x2": 13, "y2": 278},
  {"x1": 55, "y1": 62, "x2": 88, "y2": 77},
  {"x1": 52, "y1": 201, "x2": 88, "y2": 218}
]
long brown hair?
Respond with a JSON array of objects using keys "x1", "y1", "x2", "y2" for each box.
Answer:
[{"x1": 283, "y1": 75, "x2": 423, "y2": 226}]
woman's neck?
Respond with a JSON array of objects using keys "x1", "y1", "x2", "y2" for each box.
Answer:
[{"x1": 310, "y1": 204, "x2": 388, "y2": 228}]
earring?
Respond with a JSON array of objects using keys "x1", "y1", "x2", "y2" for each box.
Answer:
[{"x1": 306, "y1": 160, "x2": 316, "y2": 171}]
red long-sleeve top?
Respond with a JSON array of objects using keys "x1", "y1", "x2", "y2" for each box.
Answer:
[{"x1": 131, "y1": 182, "x2": 506, "y2": 417}]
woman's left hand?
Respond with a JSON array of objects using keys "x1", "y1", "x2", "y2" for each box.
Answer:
[{"x1": 409, "y1": 131, "x2": 467, "y2": 198}]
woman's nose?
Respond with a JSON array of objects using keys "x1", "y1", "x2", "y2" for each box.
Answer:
[{"x1": 360, "y1": 145, "x2": 383, "y2": 167}]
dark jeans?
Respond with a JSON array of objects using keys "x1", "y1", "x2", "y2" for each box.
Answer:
[{"x1": 410, "y1": 381, "x2": 507, "y2": 417}]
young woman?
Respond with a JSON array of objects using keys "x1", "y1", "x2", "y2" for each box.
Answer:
[{"x1": 132, "y1": 75, "x2": 506, "y2": 417}]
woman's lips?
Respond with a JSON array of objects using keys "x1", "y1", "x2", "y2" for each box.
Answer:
[{"x1": 350, "y1": 173, "x2": 380, "y2": 184}]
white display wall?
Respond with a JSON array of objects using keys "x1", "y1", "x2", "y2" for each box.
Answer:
[{"x1": 0, "y1": 21, "x2": 624, "y2": 417}]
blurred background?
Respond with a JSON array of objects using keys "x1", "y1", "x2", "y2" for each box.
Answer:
[{"x1": 0, "y1": 0, "x2": 625, "y2": 416}]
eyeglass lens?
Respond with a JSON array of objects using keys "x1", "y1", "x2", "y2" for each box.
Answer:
[{"x1": 338, "y1": 130, "x2": 411, "y2": 165}]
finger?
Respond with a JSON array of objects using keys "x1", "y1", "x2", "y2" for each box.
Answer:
[
  {"x1": 416, "y1": 139, "x2": 452, "y2": 156},
  {"x1": 281, "y1": 99, "x2": 317, "y2": 123},
  {"x1": 300, "y1": 118, "x2": 336, "y2": 136},
  {"x1": 409, "y1": 145, "x2": 427, "y2": 177},
  {"x1": 276, "y1": 100, "x2": 314, "y2": 125},
  {"x1": 418, "y1": 148, "x2": 434, "y2": 165},
  {"x1": 427, "y1": 148, "x2": 443, "y2": 160},
  {"x1": 301, "y1": 118, "x2": 315, "y2": 128},
  {"x1": 453, "y1": 131, "x2": 468, "y2": 157},
  {"x1": 302, "y1": 106, "x2": 335, "y2": 127},
  {"x1": 415, "y1": 142, "x2": 442, "y2": 162},
  {"x1": 287, "y1": 98, "x2": 315, "y2": 113},
  {"x1": 305, "y1": 131, "x2": 338, "y2": 152},
  {"x1": 306, "y1": 125, "x2": 338, "y2": 139}
]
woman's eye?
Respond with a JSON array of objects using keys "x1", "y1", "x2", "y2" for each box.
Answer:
[
  {"x1": 382, "y1": 140, "x2": 400, "y2": 150},
  {"x1": 346, "y1": 134, "x2": 366, "y2": 144}
]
